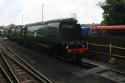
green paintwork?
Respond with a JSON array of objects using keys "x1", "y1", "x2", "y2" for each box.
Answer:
[
  {"x1": 14, "y1": 18, "x2": 79, "y2": 45},
  {"x1": 15, "y1": 26, "x2": 22, "y2": 40},
  {"x1": 25, "y1": 22, "x2": 61, "y2": 43}
]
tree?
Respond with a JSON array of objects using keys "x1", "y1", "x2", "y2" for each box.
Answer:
[
  {"x1": 7, "y1": 24, "x2": 16, "y2": 29},
  {"x1": 100, "y1": 0, "x2": 125, "y2": 25}
]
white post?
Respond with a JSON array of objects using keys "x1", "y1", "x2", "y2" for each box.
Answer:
[
  {"x1": 22, "y1": 15, "x2": 24, "y2": 25},
  {"x1": 109, "y1": 43, "x2": 112, "y2": 58},
  {"x1": 108, "y1": 43, "x2": 116, "y2": 63},
  {"x1": 42, "y1": 4, "x2": 45, "y2": 22}
]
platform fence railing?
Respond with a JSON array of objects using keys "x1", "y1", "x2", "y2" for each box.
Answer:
[{"x1": 86, "y1": 41, "x2": 125, "y2": 61}]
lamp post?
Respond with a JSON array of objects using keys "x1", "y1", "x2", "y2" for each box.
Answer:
[
  {"x1": 22, "y1": 15, "x2": 24, "y2": 25},
  {"x1": 71, "y1": 13, "x2": 77, "y2": 19},
  {"x1": 42, "y1": 4, "x2": 45, "y2": 22}
]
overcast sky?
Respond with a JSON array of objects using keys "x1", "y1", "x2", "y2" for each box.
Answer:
[{"x1": 0, "y1": 0, "x2": 105, "y2": 26}]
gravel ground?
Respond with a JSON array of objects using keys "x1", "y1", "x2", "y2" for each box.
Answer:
[{"x1": 4, "y1": 39, "x2": 117, "y2": 83}]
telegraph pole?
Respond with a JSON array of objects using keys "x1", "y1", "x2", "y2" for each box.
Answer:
[
  {"x1": 42, "y1": 4, "x2": 45, "y2": 22},
  {"x1": 71, "y1": 13, "x2": 77, "y2": 19},
  {"x1": 22, "y1": 15, "x2": 24, "y2": 25}
]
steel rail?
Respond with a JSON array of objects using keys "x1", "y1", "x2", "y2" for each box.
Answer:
[
  {"x1": 0, "y1": 49, "x2": 20, "y2": 83},
  {"x1": 0, "y1": 65, "x2": 13, "y2": 83},
  {"x1": 0, "y1": 40, "x2": 53, "y2": 83},
  {"x1": 2, "y1": 51, "x2": 48, "y2": 83}
]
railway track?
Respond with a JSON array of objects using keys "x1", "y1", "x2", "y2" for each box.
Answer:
[
  {"x1": 0, "y1": 39, "x2": 53, "y2": 83},
  {"x1": 0, "y1": 49, "x2": 20, "y2": 83},
  {"x1": 2, "y1": 39, "x2": 125, "y2": 83},
  {"x1": 0, "y1": 65, "x2": 12, "y2": 83}
]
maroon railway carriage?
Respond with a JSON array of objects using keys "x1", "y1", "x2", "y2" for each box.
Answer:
[{"x1": 96, "y1": 25, "x2": 125, "y2": 36}]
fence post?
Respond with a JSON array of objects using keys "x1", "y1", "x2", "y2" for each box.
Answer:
[
  {"x1": 109, "y1": 43, "x2": 112, "y2": 58},
  {"x1": 109, "y1": 43, "x2": 115, "y2": 63}
]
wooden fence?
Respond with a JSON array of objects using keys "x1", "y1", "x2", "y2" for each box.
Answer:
[{"x1": 86, "y1": 41, "x2": 125, "y2": 62}]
